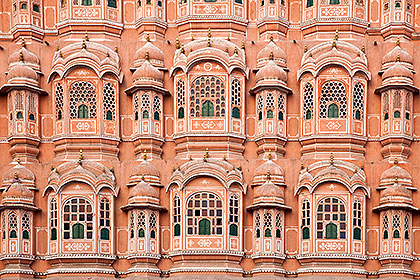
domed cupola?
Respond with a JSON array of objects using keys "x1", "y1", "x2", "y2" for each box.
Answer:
[
  {"x1": 382, "y1": 59, "x2": 413, "y2": 86},
  {"x1": 380, "y1": 159, "x2": 413, "y2": 189},
  {"x1": 128, "y1": 155, "x2": 161, "y2": 187},
  {"x1": 382, "y1": 39, "x2": 413, "y2": 72},
  {"x1": 127, "y1": 179, "x2": 160, "y2": 206},
  {"x1": 8, "y1": 39, "x2": 41, "y2": 73},
  {"x1": 252, "y1": 156, "x2": 285, "y2": 186},
  {"x1": 253, "y1": 179, "x2": 285, "y2": 207},
  {"x1": 2, "y1": 160, "x2": 35, "y2": 191},
  {"x1": 256, "y1": 37, "x2": 287, "y2": 68},
  {"x1": 132, "y1": 57, "x2": 163, "y2": 87},
  {"x1": 255, "y1": 56, "x2": 287, "y2": 87},
  {"x1": 133, "y1": 35, "x2": 164, "y2": 69}
]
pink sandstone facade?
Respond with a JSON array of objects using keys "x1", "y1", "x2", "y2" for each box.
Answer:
[{"x1": 1, "y1": 0, "x2": 420, "y2": 279}]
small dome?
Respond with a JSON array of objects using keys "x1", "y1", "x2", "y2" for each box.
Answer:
[
  {"x1": 383, "y1": 45, "x2": 413, "y2": 66},
  {"x1": 382, "y1": 62, "x2": 413, "y2": 81},
  {"x1": 130, "y1": 160, "x2": 160, "y2": 179},
  {"x1": 3, "y1": 181, "x2": 33, "y2": 200},
  {"x1": 256, "y1": 60, "x2": 287, "y2": 83},
  {"x1": 2, "y1": 163, "x2": 35, "y2": 188},
  {"x1": 8, "y1": 46, "x2": 40, "y2": 68},
  {"x1": 254, "y1": 159, "x2": 284, "y2": 178},
  {"x1": 133, "y1": 60, "x2": 163, "y2": 83},
  {"x1": 129, "y1": 180, "x2": 159, "y2": 200},
  {"x1": 380, "y1": 164, "x2": 412, "y2": 187},
  {"x1": 254, "y1": 181, "x2": 284, "y2": 199},
  {"x1": 8, "y1": 62, "x2": 38, "y2": 82},
  {"x1": 134, "y1": 41, "x2": 164, "y2": 68},
  {"x1": 381, "y1": 181, "x2": 411, "y2": 199},
  {"x1": 257, "y1": 41, "x2": 286, "y2": 67}
]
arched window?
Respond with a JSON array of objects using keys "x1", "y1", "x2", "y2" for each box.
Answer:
[
  {"x1": 303, "y1": 82, "x2": 314, "y2": 120},
  {"x1": 278, "y1": 94, "x2": 285, "y2": 121},
  {"x1": 130, "y1": 212, "x2": 135, "y2": 239},
  {"x1": 137, "y1": 212, "x2": 146, "y2": 238},
  {"x1": 133, "y1": 94, "x2": 139, "y2": 121},
  {"x1": 383, "y1": 92, "x2": 389, "y2": 120},
  {"x1": 63, "y1": 198, "x2": 93, "y2": 240},
  {"x1": 382, "y1": 213, "x2": 389, "y2": 239},
  {"x1": 307, "y1": 0, "x2": 313, "y2": 7},
  {"x1": 229, "y1": 195, "x2": 239, "y2": 236},
  {"x1": 177, "y1": 79, "x2": 186, "y2": 119},
  {"x1": 108, "y1": 0, "x2": 117, "y2": 7},
  {"x1": 394, "y1": 111, "x2": 401, "y2": 118},
  {"x1": 149, "y1": 212, "x2": 157, "y2": 239},
  {"x1": 50, "y1": 198, "x2": 58, "y2": 240},
  {"x1": 103, "y1": 83, "x2": 116, "y2": 121},
  {"x1": 99, "y1": 198, "x2": 111, "y2": 240},
  {"x1": 16, "y1": 111, "x2": 23, "y2": 120},
  {"x1": 405, "y1": 93, "x2": 411, "y2": 120},
  {"x1": 353, "y1": 199, "x2": 362, "y2": 240},
  {"x1": 404, "y1": 213, "x2": 410, "y2": 240},
  {"x1": 199, "y1": 219, "x2": 211, "y2": 235},
  {"x1": 231, "y1": 79, "x2": 241, "y2": 119},
  {"x1": 187, "y1": 192, "x2": 223, "y2": 235},
  {"x1": 173, "y1": 195, "x2": 181, "y2": 237},
  {"x1": 320, "y1": 81, "x2": 346, "y2": 118},
  {"x1": 22, "y1": 212, "x2": 30, "y2": 240},
  {"x1": 70, "y1": 81, "x2": 96, "y2": 119},
  {"x1": 153, "y1": 96, "x2": 161, "y2": 121},
  {"x1": 255, "y1": 212, "x2": 261, "y2": 238},
  {"x1": 257, "y1": 95, "x2": 264, "y2": 121},
  {"x1": 393, "y1": 91, "x2": 401, "y2": 118},
  {"x1": 316, "y1": 197, "x2": 346, "y2": 239},
  {"x1": 190, "y1": 76, "x2": 225, "y2": 117},
  {"x1": 263, "y1": 212, "x2": 272, "y2": 237},
  {"x1": 141, "y1": 94, "x2": 150, "y2": 119},
  {"x1": 21, "y1": 2, "x2": 27, "y2": 9},
  {"x1": 275, "y1": 212, "x2": 282, "y2": 238},
  {"x1": 9, "y1": 212, "x2": 18, "y2": 239},
  {"x1": 302, "y1": 199, "x2": 310, "y2": 240},
  {"x1": 392, "y1": 213, "x2": 401, "y2": 238},
  {"x1": 15, "y1": 92, "x2": 23, "y2": 110},
  {"x1": 353, "y1": 82, "x2": 364, "y2": 120},
  {"x1": 29, "y1": 113, "x2": 35, "y2": 121}
]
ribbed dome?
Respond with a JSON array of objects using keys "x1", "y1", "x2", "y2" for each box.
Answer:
[
  {"x1": 383, "y1": 45, "x2": 413, "y2": 66},
  {"x1": 381, "y1": 165, "x2": 411, "y2": 182},
  {"x1": 254, "y1": 159, "x2": 284, "y2": 178},
  {"x1": 3, "y1": 181, "x2": 33, "y2": 200},
  {"x1": 135, "y1": 41, "x2": 164, "y2": 66},
  {"x1": 254, "y1": 181, "x2": 284, "y2": 199},
  {"x1": 382, "y1": 62, "x2": 413, "y2": 80},
  {"x1": 133, "y1": 60, "x2": 163, "y2": 82},
  {"x1": 128, "y1": 180, "x2": 159, "y2": 200},
  {"x1": 130, "y1": 160, "x2": 160, "y2": 178},
  {"x1": 257, "y1": 41, "x2": 286, "y2": 66},
  {"x1": 3, "y1": 164, "x2": 35, "y2": 186},
  {"x1": 8, "y1": 62, "x2": 38, "y2": 82},
  {"x1": 381, "y1": 181, "x2": 411, "y2": 199},
  {"x1": 256, "y1": 60, "x2": 287, "y2": 83},
  {"x1": 8, "y1": 46, "x2": 40, "y2": 67}
]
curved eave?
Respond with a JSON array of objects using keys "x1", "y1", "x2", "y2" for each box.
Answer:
[
  {"x1": 125, "y1": 84, "x2": 170, "y2": 96},
  {"x1": 120, "y1": 203, "x2": 166, "y2": 212},
  {"x1": 247, "y1": 203, "x2": 291, "y2": 212},
  {"x1": 249, "y1": 83, "x2": 292, "y2": 95},
  {"x1": 374, "y1": 83, "x2": 419, "y2": 95},
  {"x1": 0, "y1": 203, "x2": 40, "y2": 212},
  {"x1": 0, "y1": 83, "x2": 47, "y2": 95},
  {"x1": 372, "y1": 203, "x2": 419, "y2": 212}
]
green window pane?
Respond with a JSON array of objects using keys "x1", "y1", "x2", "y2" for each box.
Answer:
[
  {"x1": 150, "y1": 229, "x2": 156, "y2": 239},
  {"x1": 23, "y1": 230, "x2": 30, "y2": 240},
  {"x1": 154, "y1": 111, "x2": 160, "y2": 121},
  {"x1": 174, "y1": 224, "x2": 181, "y2": 236},
  {"x1": 305, "y1": 110, "x2": 312, "y2": 120},
  {"x1": 276, "y1": 229, "x2": 281, "y2": 238},
  {"x1": 72, "y1": 223, "x2": 84, "y2": 239},
  {"x1": 82, "y1": 0, "x2": 92, "y2": 5},
  {"x1": 17, "y1": 112, "x2": 23, "y2": 120},
  {"x1": 199, "y1": 219, "x2": 211, "y2": 235},
  {"x1": 393, "y1": 230, "x2": 400, "y2": 238},
  {"x1": 278, "y1": 111, "x2": 284, "y2": 121},
  {"x1": 355, "y1": 110, "x2": 361, "y2": 120},
  {"x1": 267, "y1": 110, "x2": 274, "y2": 119},
  {"x1": 307, "y1": 0, "x2": 313, "y2": 7},
  {"x1": 258, "y1": 111, "x2": 263, "y2": 121},
  {"x1": 106, "y1": 110, "x2": 113, "y2": 120},
  {"x1": 256, "y1": 228, "x2": 261, "y2": 238},
  {"x1": 394, "y1": 111, "x2": 401, "y2": 118},
  {"x1": 384, "y1": 113, "x2": 389, "y2": 120},
  {"x1": 138, "y1": 228, "x2": 145, "y2": 238},
  {"x1": 100, "y1": 228, "x2": 110, "y2": 240},
  {"x1": 405, "y1": 230, "x2": 409, "y2": 240},
  {"x1": 383, "y1": 230, "x2": 388, "y2": 239},
  {"x1": 10, "y1": 230, "x2": 17, "y2": 238},
  {"x1": 265, "y1": 228, "x2": 271, "y2": 237},
  {"x1": 353, "y1": 227, "x2": 361, "y2": 240},
  {"x1": 326, "y1": 223, "x2": 337, "y2": 239},
  {"x1": 330, "y1": 0, "x2": 340, "y2": 4},
  {"x1": 327, "y1": 103, "x2": 339, "y2": 118},
  {"x1": 303, "y1": 227, "x2": 310, "y2": 239},
  {"x1": 78, "y1": 104, "x2": 89, "y2": 119},
  {"x1": 202, "y1": 100, "x2": 214, "y2": 117},
  {"x1": 178, "y1": 107, "x2": 185, "y2": 119},
  {"x1": 29, "y1": 113, "x2": 35, "y2": 121},
  {"x1": 51, "y1": 228, "x2": 57, "y2": 240},
  {"x1": 142, "y1": 110, "x2": 149, "y2": 119},
  {"x1": 232, "y1": 107, "x2": 240, "y2": 119},
  {"x1": 108, "y1": 0, "x2": 117, "y2": 8},
  {"x1": 229, "y1": 224, "x2": 238, "y2": 236}
]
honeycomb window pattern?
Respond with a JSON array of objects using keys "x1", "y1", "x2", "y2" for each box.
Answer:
[
  {"x1": 177, "y1": 79, "x2": 186, "y2": 107},
  {"x1": 137, "y1": 211, "x2": 146, "y2": 238},
  {"x1": 255, "y1": 212, "x2": 261, "y2": 238},
  {"x1": 153, "y1": 96, "x2": 161, "y2": 115},
  {"x1": 141, "y1": 93, "x2": 150, "y2": 109},
  {"x1": 320, "y1": 81, "x2": 347, "y2": 118},
  {"x1": 231, "y1": 79, "x2": 241, "y2": 107},
  {"x1": 149, "y1": 212, "x2": 157, "y2": 238},
  {"x1": 278, "y1": 94, "x2": 285, "y2": 113},
  {"x1": 257, "y1": 95, "x2": 264, "y2": 111},
  {"x1": 275, "y1": 212, "x2": 282, "y2": 238},
  {"x1": 8, "y1": 212, "x2": 18, "y2": 236},
  {"x1": 352, "y1": 82, "x2": 364, "y2": 120},
  {"x1": 186, "y1": 192, "x2": 223, "y2": 235},
  {"x1": 303, "y1": 82, "x2": 314, "y2": 118},
  {"x1": 103, "y1": 82, "x2": 116, "y2": 121},
  {"x1": 15, "y1": 92, "x2": 23, "y2": 110},
  {"x1": 382, "y1": 213, "x2": 389, "y2": 238},
  {"x1": 190, "y1": 76, "x2": 226, "y2": 117},
  {"x1": 393, "y1": 91, "x2": 401, "y2": 110},
  {"x1": 266, "y1": 92, "x2": 275, "y2": 109},
  {"x1": 69, "y1": 81, "x2": 97, "y2": 119},
  {"x1": 263, "y1": 212, "x2": 273, "y2": 237}
]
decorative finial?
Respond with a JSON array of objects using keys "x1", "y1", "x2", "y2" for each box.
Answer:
[
  {"x1": 301, "y1": 163, "x2": 304, "y2": 170},
  {"x1": 396, "y1": 37, "x2": 400, "y2": 46},
  {"x1": 266, "y1": 170, "x2": 271, "y2": 181},
  {"x1": 225, "y1": 47, "x2": 229, "y2": 53},
  {"x1": 19, "y1": 50, "x2": 24, "y2": 62},
  {"x1": 227, "y1": 36, "x2": 230, "y2": 41},
  {"x1": 234, "y1": 47, "x2": 238, "y2": 54},
  {"x1": 145, "y1": 51, "x2": 149, "y2": 61},
  {"x1": 143, "y1": 152, "x2": 147, "y2": 161},
  {"x1": 308, "y1": 52, "x2": 312, "y2": 58},
  {"x1": 16, "y1": 156, "x2": 21, "y2": 165},
  {"x1": 268, "y1": 151, "x2": 272, "y2": 160},
  {"x1": 180, "y1": 43, "x2": 185, "y2": 54},
  {"x1": 191, "y1": 34, "x2": 194, "y2": 41},
  {"x1": 395, "y1": 175, "x2": 399, "y2": 183},
  {"x1": 241, "y1": 41, "x2": 245, "y2": 50},
  {"x1": 223, "y1": 154, "x2": 227, "y2": 161},
  {"x1": 175, "y1": 38, "x2": 180, "y2": 49},
  {"x1": 21, "y1": 38, "x2": 26, "y2": 48},
  {"x1": 78, "y1": 149, "x2": 84, "y2": 164},
  {"x1": 85, "y1": 31, "x2": 89, "y2": 41},
  {"x1": 141, "y1": 174, "x2": 145, "y2": 181},
  {"x1": 334, "y1": 29, "x2": 339, "y2": 41},
  {"x1": 114, "y1": 46, "x2": 118, "y2": 53},
  {"x1": 203, "y1": 148, "x2": 209, "y2": 162},
  {"x1": 304, "y1": 45, "x2": 308, "y2": 52},
  {"x1": 357, "y1": 51, "x2": 361, "y2": 57},
  {"x1": 59, "y1": 51, "x2": 63, "y2": 58},
  {"x1": 361, "y1": 45, "x2": 365, "y2": 53},
  {"x1": 146, "y1": 33, "x2": 150, "y2": 42},
  {"x1": 394, "y1": 157, "x2": 398, "y2": 166},
  {"x1": 14, "y1": 172, "x2": 18, "y2": 180},
  {"x1": 330, "y1": 153, "x2": 334, "y2": 166},
  {"x1": 332, "y1": 40, "x2": 336, "y2": 48},
  {"x1": 106, "y1": 51, "x2": 110, "y2": 58},
  {"x1": 270, "y1": 33, "x2": 274, "y2": 42},
  {"x1": 208, "y1": 27, "x2": 212, "y2": 38},
  {"x1": 361, "y1": 163, "x2": 364, "y2": 170},
  {"x1": 269, "y1": 50, "x2": 274, "y2": 60},
  {"x1": 82, "y1": 40, "x2": 86, "y2": 49},
  {"x1": 207, "y1": 38, "x2": 211, "y2": 47},
  {"x1": 396, "y1": 54, "x2": 400, "y2": 62}
]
